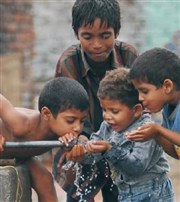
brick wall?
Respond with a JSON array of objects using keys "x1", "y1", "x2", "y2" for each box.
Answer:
[
  {"x1": 0, "y1": 0, "x2": 34, "y2": 54},
  {"x1": 0, "y1": 0, "x2": 35, "y2": 107}
]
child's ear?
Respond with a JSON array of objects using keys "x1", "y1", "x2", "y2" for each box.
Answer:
[
  {"x1": 163, "y1": 79, "x2": 174, "y2": 94},
  {"x1": 132, "y1": 104, "x2": 143, "y2": 118},
  {"x1": 41, "y1": 107, "x2": 52, "y2": 120}
]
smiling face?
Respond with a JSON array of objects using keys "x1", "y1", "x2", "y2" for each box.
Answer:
[
  {"x1": 100, "y1": 98, "x2": 140, "y2": 132},
  {"x1": 46, "y1": 108, "x2": 88, "y2": 138},
  {"x1": 77, "y1": 18, "x2": 117, "y2": 62},
  {"x1": 132, "y1": 80, "x2": 169, "y2": 113}
]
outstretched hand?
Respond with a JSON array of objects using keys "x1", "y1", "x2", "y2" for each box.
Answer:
[
  {"x1": 0, "y1": 135, "x2": 5, "y2": 152},
  {"x1": 59, "y1": 133, "x2": 89, "y2": 162},
  {"x1": 125, "y1": 123, "x2": 159, "y2": 142},
  {"x1": 86, "y1": 140, "x2": 111, "y2": 154},
  {"x1": 66, "y1": 144, "x2": 86, "y2": 162}
]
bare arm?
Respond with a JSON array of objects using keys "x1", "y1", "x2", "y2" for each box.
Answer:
[
  {"x1": 155, "y1": 125, "x2": 179, "y2": 159},
  {"x1": 0, "y1": 94, "x2": 30, "y2": 136},
  {"x1": 155, "y1": 135, "x2": 179, "y2": 159},
  {"x1": 157, "y1": 125, "x2": 180, "y2": 147}
]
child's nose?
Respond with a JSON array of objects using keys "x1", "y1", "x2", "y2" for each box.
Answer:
[
  {"x1": 73, "y1": 124, "x2": 81, "y2": 134},
  {"x1": 103, "y1": 112, "x2": 112, "y2": 121},
  {"x1": 92, "y1": 39, "x2": 102, "y2": 49},
  {"x1": 138, "y1": 93, "x2": 144, "y2": 102}
]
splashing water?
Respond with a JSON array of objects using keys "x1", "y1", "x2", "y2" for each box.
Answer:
[
  {"x1": 74, "y1": 160, "x2": 99, "y2": 202},
  {"x1": 62, "y1": 159, "x2": 111, "y2": 201}
]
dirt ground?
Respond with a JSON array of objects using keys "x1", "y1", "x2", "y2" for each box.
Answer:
[
  {"x1": 167, "y1": 155, "x2": 180, "y2": 201},
  {"x1": 32, "y1": 181, "x2": 102, "y2": 202}
]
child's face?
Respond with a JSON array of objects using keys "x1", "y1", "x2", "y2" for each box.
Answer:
[
  {"x1": 49, "y1": 108, "x2": 88, "y2": 138},
  {"x1": 132, "y1": 80, "x2": 167, "y2": 113},
  {"x1": 77, "y1": 18, "x2": 117, "y2": 62},
  {"x1": 99, "y1": 98, "x2": 139, "y2": 132}
]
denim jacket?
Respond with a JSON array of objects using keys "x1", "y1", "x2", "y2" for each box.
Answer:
[{"x1": 84, "y1": 112, "x2": 169, "y2": 187}]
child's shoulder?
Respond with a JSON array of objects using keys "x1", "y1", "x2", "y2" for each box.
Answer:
[
  {"x1": 60, "y1": 44, "x2": 81, "y2": 60},
  {"x1": 163, "y1": 101, "x2": 180, "y2": 115},
  {"x1": 14, "y1": 108, "x2": 41, "y2": 135},
  {"x1": 15, "y1": 107, "x2": 38, "y2": 115},
  {"x1": 115, "y1": 40, "x2": 138, "y2": 53}
]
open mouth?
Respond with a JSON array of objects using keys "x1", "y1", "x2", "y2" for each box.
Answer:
[{"x1": 109, "y1": 123, "x2": 119, "y2": 131}]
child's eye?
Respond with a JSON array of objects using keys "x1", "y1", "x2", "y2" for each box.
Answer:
[
  {"x1": 66, "y1": 119, "x2": 75, "y2": 124},
  {"x1": 111, "y1": 110, "x2": 119, "y2": 114},
  {"x1": 138, "y1": 88, "x2": 148, "y2": 95},
  {"x1": 82, "y1": 34, "x2": 91, "y2": 40},
  {"x1": 140, "y1": 89, "x2": 148, "y2": 94},
  {"x1": 101, "y1": 33, "x2": 111, "y2": 39}
]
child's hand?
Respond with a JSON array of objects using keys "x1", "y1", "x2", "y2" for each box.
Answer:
[
  {"x1": 86, "y1": 140, "x2": 111, "y2": 154},
  {"x1": 125, "y1": 123, "x2": 158, "y2": 141},
  {"x1": 66, "y1": 144, "x2": 85, "y2": 162},
  {"x1": 0, "y1": 135, "x2": 5, "y2": 152},
  {"x1": 59, "y1": 132, "x2": 77, "y2": 148}
]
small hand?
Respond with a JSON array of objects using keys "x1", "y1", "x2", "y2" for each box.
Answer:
[
  {"x1": 66, "y1": 144, "x2": 86, "y2": 162},
  {"x1": 59, "y1": 132, "x2": 77, "y2": 149},
  {"x1": 125, "y1": 123, "x2": 158, "y2": 141},
  {"x1": 0, "y1": 135, "x2": 5, "y2": 152},
  {"x1": 86, "y1": 140, "x2": 111, "y2": 153}
]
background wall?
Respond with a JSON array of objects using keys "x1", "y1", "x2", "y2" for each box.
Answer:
[
  {"x1": 0, "y1": 0, "x2": 34, "y2": 107},
  {"x1": 1, "y1": 0, "x2": 179, "y2": 201}
]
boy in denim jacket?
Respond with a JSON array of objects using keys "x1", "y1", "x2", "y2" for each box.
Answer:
[{"x1": 61, "y1": 68, "x2": 175, "y2": 202}]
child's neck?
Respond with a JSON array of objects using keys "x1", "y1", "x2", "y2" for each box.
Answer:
[
  {"x1": 168, "y1": 90, "x2": 180, "y2": 107},
  {"x1": 85, "y1": 53, "x2": 111, "y2": 79},
  {"x1": 37, "y1": 116, "x2": 57, "y2": 140}
]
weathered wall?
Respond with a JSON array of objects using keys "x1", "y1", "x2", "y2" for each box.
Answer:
[
  {"x1": 0, "y1": 53, "x2": 23, "y2": 106},
  {"x1": 0, "y1": 0, "x2": 34, "y2": 107}
]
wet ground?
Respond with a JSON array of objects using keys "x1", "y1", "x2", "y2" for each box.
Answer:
[
  {"x1": 32, "y1": 157, "x2": 102, "y2": 202},
  {"x1": 32, "y1": 153, "x2": 180, "y2": 202}
]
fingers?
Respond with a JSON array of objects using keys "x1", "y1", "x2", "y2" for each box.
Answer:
[
  {"x1": 59, "y1": 132, "x2": 77, "y2": 147},
  {"x1": 66, "y1": 145, "x2": 85, "y2": 162},
  {"x1": 0, "y1": 135, "x2": 5, "y2": 152},
  {"x1": 125, "y1": 135, "x2": 146, "y2": 141},
  {"x1": 86, "y1": 140, "x2": 108, "y2": 153}
]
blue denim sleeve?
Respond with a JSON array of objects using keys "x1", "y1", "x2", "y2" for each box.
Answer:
[{"x1": 103, "y1": 139, "x2": 163, "y2": 176}]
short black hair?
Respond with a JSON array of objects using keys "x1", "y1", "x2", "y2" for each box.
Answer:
[
  {"x1": 129, "y1": 48, "x2": 180, "y2": 90},
  {"x1": 38, "y1": 77, "x2": 89, "y2": 117},
  {"x1": 72, "y1": 0, "x2": 121, "y2": 36},
  {"x1": 98, "y1": 68, "x2": 140, "y2": 108}
]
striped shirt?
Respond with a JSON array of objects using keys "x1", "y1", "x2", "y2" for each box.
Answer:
[{"x1": 54, "y1": 40, "x2": 138, "y2": 135}]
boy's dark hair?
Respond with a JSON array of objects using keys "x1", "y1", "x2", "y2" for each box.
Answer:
[
  {"x1": 72, "y1": 0, "x2": 121, "y2": 36},
  {"x1": 38, "y1": 77, "x2": 89, "y2": 117},
  {"x1": 129, "y1": 48, "x2": 180, "y2": 90},
  {"x1": 98, "y1": 68, "x2": 140, "y2": 108}
]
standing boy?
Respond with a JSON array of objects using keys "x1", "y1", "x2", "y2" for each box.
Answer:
[
  {"x1": 54, "y1": 0, "x2": 138, "y2": 201},
  {"x1": 0, "y1": 77, "x2": 89, "y2": 202},
  {"x1": 127, "y1": 48, "x2": 180, "y2": 159}
]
